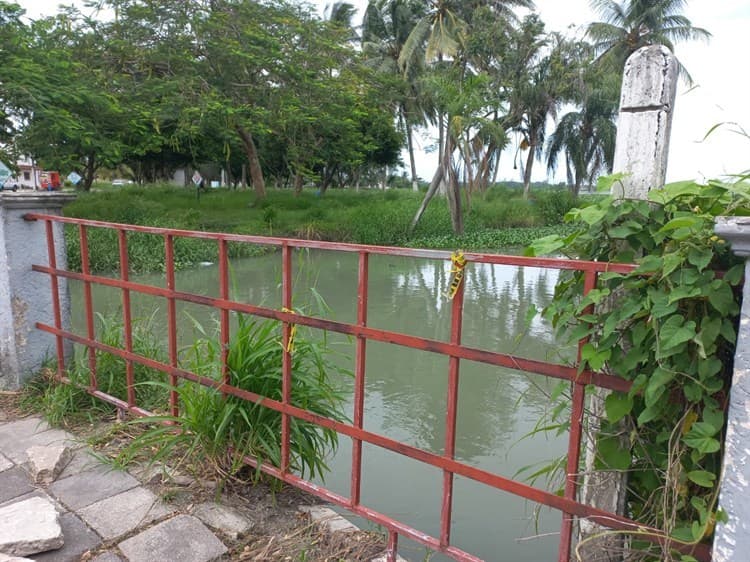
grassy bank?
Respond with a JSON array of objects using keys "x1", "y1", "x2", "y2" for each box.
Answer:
[{"x1": 64, "y1": 184, "x2": 578, "y2": 272}]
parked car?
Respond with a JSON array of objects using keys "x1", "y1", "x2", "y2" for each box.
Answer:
[{"x1": 112, "y1": 179, "x2": 131, "y2": 186}]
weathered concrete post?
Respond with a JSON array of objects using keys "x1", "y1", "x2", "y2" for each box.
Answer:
[
  {"x1": 610, "y1": 44, "x2": 678, "y2": 200},
  {"x1": 0, "y1": 192, "x2": 75, "y2": 390},
  {"x1": 712, "y1": 217, "x2": 750, "y2": 562},
  {"x1": 577, "y1": 45, "x2": 678, "y2": 561}
]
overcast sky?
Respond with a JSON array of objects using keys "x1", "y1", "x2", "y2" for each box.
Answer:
[{"x1": 16, "y1": 0, "x2": 750, "y2": 184}]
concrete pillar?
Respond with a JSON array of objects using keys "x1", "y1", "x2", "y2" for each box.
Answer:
[
  {"x1": 0, "y1": 192, "x2": 75, "y2": 389},
  {"x1": 577, "y1": 45, "x2": 679, "y2": 561},
  {"x1": 712, "y1": 217, "x2": 750, "y2": 562},
  {"x1": 611, "y1": 45, "x2": 679, "y2": 199}
]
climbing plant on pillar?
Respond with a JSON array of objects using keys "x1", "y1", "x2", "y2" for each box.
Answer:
[{"x1": 527, "y1": 174, "x2": 749, "y2": 560}]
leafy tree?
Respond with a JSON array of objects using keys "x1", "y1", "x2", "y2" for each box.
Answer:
[
  {"x1": 362, "y1": 0, "x2": 427, "y2": 191},
  {"x1": 546, "y1": 67, "x2": 618, "y2": 196},
  {"x1": 587, "y1": 0, "x2": 711, "y2": 83}
]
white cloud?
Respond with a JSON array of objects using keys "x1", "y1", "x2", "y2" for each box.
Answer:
[{"x1": 16, "y1": 0, "x2": 750, "y2": 183}]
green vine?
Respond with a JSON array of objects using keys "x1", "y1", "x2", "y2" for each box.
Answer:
[{"x1": 527, "y1": 173, "x2": 750, "y2": 559}]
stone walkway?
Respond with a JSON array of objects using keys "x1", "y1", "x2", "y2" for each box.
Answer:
[
  {"x1": 0, "y1": 416, "x2": 236, "y2": 562},
  {"x1": 0, "y1": 415, "x2": 394, "y2": 562}
]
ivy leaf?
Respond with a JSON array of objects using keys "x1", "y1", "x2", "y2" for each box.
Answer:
[
  {"x1": 707, "y1": 281, "x2": 736, "y2": 315},
  {"x1": 525, "y1": 235, "x2": 564, "y2": 257},
  {"x1": 660, "y1": 216, "x2": 703, "y2": 232},
  {"x1": 580, "y1": 343, "x2": 611, "y2": 371},
  {"x1": 658, "y1": 316, "x2": 696, "y2": 351},
  {"x1": 687, "y1": 470, "x2": 716, "y2": 488},
  {"x1": 724, "y1": 263, "x2": 744, "y2": 286},
  {"x1": 635, "y1": 254, "x2": 663, "y2": 274},
  {"x1": 577, "y1": 205, "x2": 608, "y2": 226},
  {"x1": 683, "y1": 422, "x2": 721, "y2": 454},
  {"x1": 645, "y1": 368, "x2": 674, "y2": 407},
  {"x1": 687, "y1": 246, "x2": 712, "y2": 271},
  {"x1": 605, "y1": 392, "x2": 633, "y2": 424},
  {"x1": 661, "y1": 252, "x2": 684, "y2": 278},
  {"x1": 595, "y1": 435, "x2": 631, "y2": 470},
  {"x1": 637, "y1": 404, "x2": 662, "y2": 426}
]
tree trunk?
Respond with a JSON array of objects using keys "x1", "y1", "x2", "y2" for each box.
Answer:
[
  {"x1": 241, "y1": 163, "x2": 247, "y2": 189},
  {"x1": 294, "y1": 172, "x2": 303, "y2": 195},
  {"x1": 522, "y1": 142, "x2": 535, "y2": 199},
  {"x1": 446, "y1": 156, "x2": 463, "y2": 235},
  {"x1": 405, "y1": 116, "x2": 419, "y2": 192},
  {"x1": 81, "y1": 153, "x2": 96, "y2": 191},
  {"x1": 236, "y1": 126, "x2": 266, "y2": 198},
  {"x1": 409, "y1": 163, "x2": 445, "y2": 234}
]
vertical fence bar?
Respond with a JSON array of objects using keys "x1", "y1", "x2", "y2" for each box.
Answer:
[
  {"x1": 44, "y1": 220, "x2": 65, "y2": 379},
  {"x1": 79, "y1": 224, "x2": 97, "y2": 390},
  {"x1": 440, "y1": 259, "x2": 466, "y2": 548},
  {"x1": 350, "y1": 251, "x2": 369, "y2": 507},
  {"x1": 165, "y1": 234, "x2": 179, "y2": 418},
  {"x1": 558, "y1": 268, "x2": 598, "y2": 562},
  {"x1": 280, "y1": 243, "x2": 293, "y2": 472},
  {"x1": 218, "y1": 238, "x2": 230, "y2": 387},
  {"x1": 118, "y1": 229, "x2": 136, "y2": 408},
  {"x1": 386, "y1": 530, "x2": 399, "y2": 562}
]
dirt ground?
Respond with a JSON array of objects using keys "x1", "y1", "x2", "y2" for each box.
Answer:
[{"x1": 0, "y1": 391, "x2": 387, "y2": 562}]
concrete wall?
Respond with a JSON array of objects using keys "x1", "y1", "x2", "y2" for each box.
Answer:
[
  {"x1": 713, "y1": 217, "x2": 750, "y2": 561},
  {"x1": 0, "y1": 193, "x2": 75, "y2": 389}
]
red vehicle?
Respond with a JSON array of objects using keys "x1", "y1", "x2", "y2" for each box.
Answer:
[{"x1": 39, "y1": 171, "x2": 62, "y2": 191}]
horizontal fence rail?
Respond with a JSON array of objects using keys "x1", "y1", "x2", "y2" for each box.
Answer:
[{"x1": 26, "y1": 213, "x2": 711, "y2": 562}]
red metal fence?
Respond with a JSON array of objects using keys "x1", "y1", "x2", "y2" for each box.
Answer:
[{"x1": 26, "y1": 213, "x2": 710, "y2": 562}]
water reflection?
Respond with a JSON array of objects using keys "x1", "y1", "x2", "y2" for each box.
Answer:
[{"x1": 70, "y1": 250, "x2": 569, "y2": 561}]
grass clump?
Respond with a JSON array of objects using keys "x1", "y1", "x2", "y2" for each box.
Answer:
[
  {"x1": 23, "y1": 312, "x2": 169, "y2": 426},
  {"x1": 115, "y1": 313, "x2": 350, "y2": 481}
]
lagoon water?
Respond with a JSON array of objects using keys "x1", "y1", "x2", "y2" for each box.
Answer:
[{"x1": 70, "y1": 249, "x2": 570, "y2": 561}]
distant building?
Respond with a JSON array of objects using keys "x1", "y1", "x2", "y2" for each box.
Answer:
[{"x1": 7, "y1": 159, "x2": 61, "y2": 190}]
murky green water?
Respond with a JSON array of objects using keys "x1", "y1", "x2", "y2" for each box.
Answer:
[{"x1": 70, "y1": 249, "x2": 570, "y2": 561}]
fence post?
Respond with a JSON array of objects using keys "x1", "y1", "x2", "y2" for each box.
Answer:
[
  {"x1": 577, "y1": 45, "x2": 678, "y2": 561},
  {"x1": 712, "y1": 217, "x2": 750, "y2": 562},
  {"x1": 0, "y1": 192, "x2": 75, "y2": 390}
]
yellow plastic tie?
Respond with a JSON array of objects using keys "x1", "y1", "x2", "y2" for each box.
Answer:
[
  {"x1": 446, "y1": 250, "x2": 467, "y2": 300},
  {"x1": 282, "y1": 307, "x2": 297, "y2": 353}
]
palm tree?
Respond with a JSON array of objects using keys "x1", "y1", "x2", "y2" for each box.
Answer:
[
  {"x1": 546, "y1": 76, "x2": 618, "y2": 196},
  {"x1": 362, "y1": 0, "x2": 427, "y2": 191},
  {"x1": 586, "y1": 0, "x2": 711, "y2": 83}
]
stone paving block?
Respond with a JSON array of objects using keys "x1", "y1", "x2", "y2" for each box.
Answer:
[
  {"x1": 0, "y1": 466, "x2": 35, "y2": 504},
  {"x1": 299, "y1": 505, "x2": 359, "y2": 533},
  {"x1": 118, "y1": 515, "x2": 227, "y2": 562},
  {"x1": 0, "y1": 496, "x2": 63, "y2": 556},
  {"x1": 32, "y1": 512, "x2": 102, "y2": 562},
  {"x1": 56, "y1": 449, "x2": 99, "y2": 481},
  {"x1": 192, "y1": 502, "x2": 253, "y2": 539},
  {"x1": 0, "y1": 418, "x2": 51, "y2": 444},
  {"x1": 48, "y1": 465, "x2": 138, "y2": 511},
  {"x1": 27, "y1": 445, "x2": 72, "y2": 485},
  {"x1": 79, "y1": 487, "x2": 172, "y2": 541},
  {"x1": 0, "y1": 452, "x2": 12, "y2": 473},
  {"x1": 0, "y1": 427, "x2": 77, "y2": 465},
  {"x1": 0, "y1": 554, "x2": 35, "y2": 562},
  {"x1": 0, "y1": 490, "x2": 66, "y2": 514},
  {"x1": 89, "y1": 553, "x2": 123, "y2": 562}
]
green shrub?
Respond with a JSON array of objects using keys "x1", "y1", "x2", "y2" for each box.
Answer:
[
  {"x1": 527, "y1": 174, "x2": 747, "y2": 557},
  {"x1": 116, "y1": 313, "x2": 350, "y2": 480}
]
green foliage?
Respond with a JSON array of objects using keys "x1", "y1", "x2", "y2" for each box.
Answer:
[
  {"x1": 23, "y1": 313, "x2": 168, "y2": 425},
  {"x1": 116, "y1": 313, "x2": 349, "y2": 481},
  {"x1": 527, "y1": 176, "x2": 749, "y2": 555},
  {"x1": 63, "y1": 185, "x2": 573, "y2": 272}
]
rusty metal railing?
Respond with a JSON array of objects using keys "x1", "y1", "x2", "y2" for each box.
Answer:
[{"x1": 26, "y1": 213, "x2": 710, "y2": 562}]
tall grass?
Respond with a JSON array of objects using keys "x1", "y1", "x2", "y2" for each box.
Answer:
[
  {"x1": 116, "y1": 313, "x2": 350, "y2": 481},
  {"x1": 24, "y1": 312, "x2": 169, "y2": 425},
  {"x1": 64, "y1": 184, "x2": 579, "y2": 273}
]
